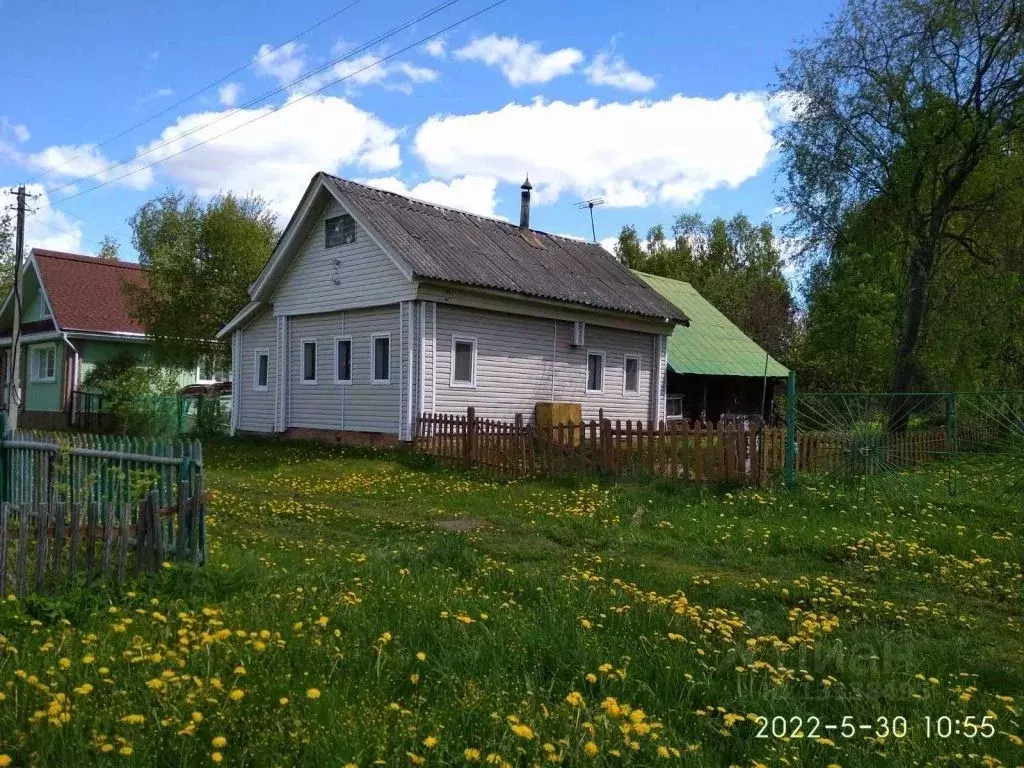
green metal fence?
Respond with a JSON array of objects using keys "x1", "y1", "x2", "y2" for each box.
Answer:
[{"x1": 784, "y1": 374, "x2": 1024, "y2": 502}]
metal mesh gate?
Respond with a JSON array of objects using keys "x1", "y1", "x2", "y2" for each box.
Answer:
[{"x1": 789, "y1": 386, "x2": 1024, "y2": 502}]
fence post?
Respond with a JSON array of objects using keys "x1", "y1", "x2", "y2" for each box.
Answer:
[
  {"x1": 785, "y1": 371, "x2": 797, "y2": 489},
  {"x1": 464, "y1": 407, "x2": 476, "y2": 466},
  {"x1": 947, "y1": 391, "x2": 958, "y2": 497}
]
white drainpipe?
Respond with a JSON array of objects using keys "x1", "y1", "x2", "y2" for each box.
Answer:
[{"x1": 61, "y1": 333, "x2": 80, "y2": 425}]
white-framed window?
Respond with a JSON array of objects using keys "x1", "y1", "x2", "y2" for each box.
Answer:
[
  {"x1": 450, "y1": 334, "x2": 477, "y2": 388},
  {"x1": 300, "y1": 338, "x2": 318, "y2": 384},
  {"x1": 334, "y1": 336, "x2": 352, "y2": 384},
  {"x1": 29, "y1": 344, "x2": 56, "y2": 383},
  {"x1": 371, "y1": 333, "x2": 391, "y2": 384},
  {"x1": 325, "y1": 214, "x2": 356, "y2": 248},
  {"x1": 253, "y1": 349, "x2": 270, "y2": 391},
  {"x1": 196, "y1": 353, "x2": 225, "y2": 383},
  {"x1": 585, "y1": 350, "x2": 605, "y2": 394},
  {"x1": 623, "y1": 354, "x2": 641, "y2": 395},
  {"x1": 667, "y1": 395, "x2": 684, "y2": 420}
]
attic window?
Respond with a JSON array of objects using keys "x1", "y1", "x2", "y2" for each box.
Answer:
[{"x1": 325, "y1": 214, "x2": 356, "y2": 248}]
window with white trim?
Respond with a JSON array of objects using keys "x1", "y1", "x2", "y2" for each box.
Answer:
[
  {"x1": 30, "y1": 344, "x2": 56, "y2": 383},
  {"x1": 451, "y1": 335, "x2": 477, "y2": 387},
  {"x1": 371, "y1": 333, "x2": 391, "y2": 384},
  {"x1": 301, "y1": 339, "x2": 318, "y2": 383},
  {"x1": 586, "y1": 351, "x2": 604, "y2": 394},
  {"x1": 334, "y1": 336, "x2": 352, "y2": 383},
  {"x1": 325, "y1": 214, "x2": 356, "y2": 248},
  {"x1": 623, "y1": 354, "x2": 640, "y2": 395},
  {"x1": 254, "y1": 349, "x2": 269, "y2": 391},
  {"x1": 667, "y1": 395, "x2": 684, "y2": 420}
]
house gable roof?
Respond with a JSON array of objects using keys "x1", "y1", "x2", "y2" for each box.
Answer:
[
  {"x1": 0, "y1": 249, "x2": 149, "y2": 336},
  {"x1": 322, "y1": 175, "x2": 686, "y2": 322},
  {"x1": 636, "y1": 271, "x2": 789, "y2": 378}
]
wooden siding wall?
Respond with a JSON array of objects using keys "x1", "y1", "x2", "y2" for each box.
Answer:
[
  {"x1": 237, "y1": 309, "x2": 276, "y2": 434},
  {"x1": 432, "y1": 304, "x2": 656, "y2": 423},
  {"x1": 286, "y1": 306, "x2": 401, "y2": 434},
  {"x1": 273, "y1": 198, "x2": 415, "y2": 315}
]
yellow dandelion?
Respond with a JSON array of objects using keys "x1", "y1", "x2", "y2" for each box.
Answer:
[
  {"x1": 0, "y1": 756, "x2": 10, "y2": 768},
  {"x1": 212, "y1": 736, "x2": 227, "y2": 748},
  {"x1": 565, "y1": 691, "x2": 584, "y2": 706},
  {"x1": 510, "y1": 724, "x2": 534, "y2": 740},
  {"x1": 584, "y1": 741, "x2": 599, "y2": 757},
  {"x1": 279, "y1": 697, "x2": 289, "y2": 706},
  {"x1": 416, "y1": 651, "x2": 427, "y2": 662},
  {"x1": 423, "y1": 735, "x2": 438, "y2": 748},
  {"x1": 228, "y1": 689, "x2": 244, "y2": 701},
  {"x1": 306, "y1": 688, "x2": 321, "y2": 700},
  {"x1": 464, "y1": 748, "x2": 481, "y2": 761},
  {"x1": 211, "y1": 752, "x2": 223, "y2": 763},
  {"x1": 191, "y1": 712, "x2": 204, "y2": 723},
  {"x1": 120, "y1": 746, "x2": 133, "y2": 757}
]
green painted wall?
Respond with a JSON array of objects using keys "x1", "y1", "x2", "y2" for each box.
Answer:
[
  {"x1": 21, "y1": 280, "x2": 48, "y2": 323},
  {"x1": 24, "y1": 342, "x2": 63, "y2": 411},
  {"x1": 78, "y1": 339, "x2": 199, "y2": 390}
]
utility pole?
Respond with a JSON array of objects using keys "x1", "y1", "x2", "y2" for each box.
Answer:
[{"x1": 6, "y1": 186, "x2": 26, "y2": 435}]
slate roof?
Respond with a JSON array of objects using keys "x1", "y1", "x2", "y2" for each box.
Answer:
[
  {"x1": 636, "y1": 271, "x2": 789, "y2": 378},
  {"x1": 323, "y1": 175, "x2": 687, "y2": 323},
  {"x1": 33, "y1": 249, "x2": 148, "y2": 334}
]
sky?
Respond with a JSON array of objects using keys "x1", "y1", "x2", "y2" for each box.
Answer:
[{"x1": 0, "y1": 0, "x2": 841, "y2": 262}]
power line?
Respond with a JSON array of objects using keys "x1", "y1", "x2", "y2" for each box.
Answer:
[
  {"x1": 26, "y1": 0, "x2": 366, "y2": 185},
  {"x1": 38, "y1": 0, "x2": 509, "y2": 211},
  {"x1": 40, "y1": 0, "x2": 464, "y2": 202}
]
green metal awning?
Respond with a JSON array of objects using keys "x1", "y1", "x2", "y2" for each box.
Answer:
[{"x1": 636, "y1": 271, "x2": 789, "y2": 378}]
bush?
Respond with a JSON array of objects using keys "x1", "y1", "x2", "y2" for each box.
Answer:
[{"x1": 82, "y1": 353, "x2": 183, "y2": 436}]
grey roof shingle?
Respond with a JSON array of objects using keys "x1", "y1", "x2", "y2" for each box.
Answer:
[{"x1": 322, "y1": 174, "x2": 687, "y2": 323}]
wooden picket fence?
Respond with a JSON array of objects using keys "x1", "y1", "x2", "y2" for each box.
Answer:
[
  {"x1": 414, "y1": 410, "x2": 993, "y2": 485},
  {"x1": 415, "y1": 409, "x2": 786, "y2": 484},
  {"x1": 0, "y1": 430, "x2": 206, "y2": 597}
]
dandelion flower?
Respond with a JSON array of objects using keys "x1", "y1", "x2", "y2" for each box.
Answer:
[
  {"x1": 510, "y1": 724, "x2": 534, "y2": 740},
  {"x1": 228, "y1": 689, "x2": 245, "y2": 701},
  {"x1": 192, "y1": 712, "x2": 204, "y2": 723},
  {"x1": 212, "y1": 736, "x2": 227, "y2": 748},
  {"x1": 120, "y1": 746, "x2": 134, "y2": 757},
  {"x1": 423, "y1": 736, "x2": 438, "y2": 748},
  {"x1": 211, "y1": 752, "x2": 223, "y2": 763},
  {"x1": 416, "y1": 652, "x2": 427, "y2": 662},
  {"x1": 0, "y1": 756, "x2": 11, "y2": 767},
  {"x1": 306, "y1": 688, "x2": 321, "y2": 700},
  {"x1": 279, "y1": 697, "x2": 289, "y2": 706},
  {"x1": 464, "y1": 748, "x2": 481, "y2": 761},
  {"x1": 584, "y1": 742, "x2": 599, "y2": 757},
  {"x1": 565, "y1": 691, "x2": 584, "y2": 706}
]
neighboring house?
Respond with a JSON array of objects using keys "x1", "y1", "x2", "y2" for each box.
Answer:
[
  {"x1": 636, "y1": 271, "x2": 789, "y2": 422},
  {"x1": 0, "y1": 249, "x2": 220, "y2": 430},
  {"x1": 219, "y1": 173, "x2": 688, "y2": 443}
]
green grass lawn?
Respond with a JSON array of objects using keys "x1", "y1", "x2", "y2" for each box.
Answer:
[{"x1": 0, "y1": 438, "x2": 1021, "y2": 767}]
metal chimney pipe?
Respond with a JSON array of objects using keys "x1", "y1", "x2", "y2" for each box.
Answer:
[{"x1": 519, "y1": 176, "x2": 532, "y2": 230}]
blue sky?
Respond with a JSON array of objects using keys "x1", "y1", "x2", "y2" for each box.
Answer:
[{"x1": 1, "y1": 0, "x2": 839, "y2": 260}]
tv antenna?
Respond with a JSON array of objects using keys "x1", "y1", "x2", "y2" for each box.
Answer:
[{"x1": 575, "y1": 197, "x2": 604, "y2": 242}]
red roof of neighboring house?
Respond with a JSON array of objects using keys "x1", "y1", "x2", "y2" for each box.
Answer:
[{"x1": 33, "y1": 249, "x2": 149, "y2": 335}]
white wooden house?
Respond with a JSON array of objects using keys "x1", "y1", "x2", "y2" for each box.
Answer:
[{"x1": 218, "y1": 173, "x2": 688, "y2": 442}]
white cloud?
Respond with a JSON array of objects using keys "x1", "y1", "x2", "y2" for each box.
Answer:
[
  {"x1": 0, "y1": 118, "x2": 29, "y2": 143},
  {"x1": 424, "y1": 38, "x2": 447, "y2": 58},
  {"x1": 360, "y1": 175, "x2": 499, "y2": 218},
  {"x1": 454, "y1": 35, "x2": 583, "y2": 85},
  {"x1": 415, "y1": 93, "x2": 791, "y2": 208},
  {"x1": 585, "y1": 52, "x2": 655, "y2": 92},
  {"x1": 138, "y1": 95, "x2": 401, "y2": 219},
  {"x1": 253, "y1": 42, "x2": 306, "y2": 87},
  {"x1": 136, "y1": 87, "x2": 175, "y2": 107},
  {"x1": 298, "y1": 53, "x2": 439, "y2": 95},
  {"x1": 21, "y1": 184, "x2": 86, "y2": 252},
  {"x1": 8, "y1": 142, "x2": 155, "y2": 192},
  {"x1": 218, "y1": 82, "x2": 243, "y2": 107}
]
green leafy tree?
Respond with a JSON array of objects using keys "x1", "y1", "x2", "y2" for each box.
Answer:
[
  {"x1": 615, "y1": 213, "x2": 797, "y2": 360},
  {"x1": 97, "y1": 235, "x2": 120, "y2": 260},
  {"x1": 0, "y1": 211, "x2": 14, "y2": 297},
  {"x1": 774, "y1": 0, "x2": 1024, "y2": 409},
  {"x1": 124, "y1": 191, "x2": 277, "y2": 369}
]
